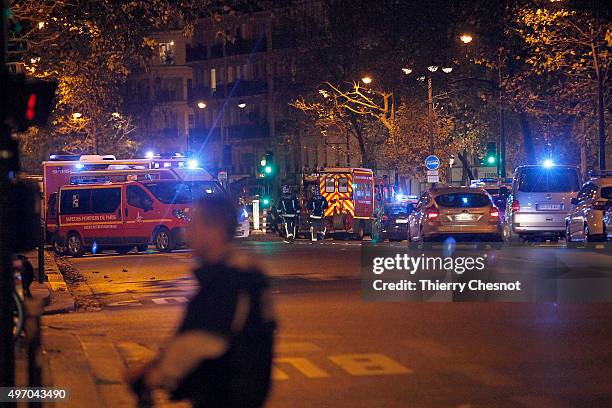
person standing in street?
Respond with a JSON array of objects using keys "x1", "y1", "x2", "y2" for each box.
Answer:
[
  {"x1": 278, "y1": 185, "x2": 301, "y2": 243},
  {"x1": 307, "y1": 185, "x2": 328, "y2": 242},
  {"x1": 127, "y1": 195, "x2": 276, "y2": 408}
]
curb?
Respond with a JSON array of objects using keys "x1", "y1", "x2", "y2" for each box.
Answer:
[{"x1": 43, "y1": 251, "x2": 75, "y2": 315}]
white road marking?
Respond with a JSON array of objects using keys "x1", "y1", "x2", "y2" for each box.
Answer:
[
  {"x1": 151, "y1": 296, "x2": 189, "y2": 305},
  {"x1": 329, "y1": 353, "x2": 412, "y2": 376},
  {"x1": 274, "y1": 357, "x2": 330, "y2": 379}
]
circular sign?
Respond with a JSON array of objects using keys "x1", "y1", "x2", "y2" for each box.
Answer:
[{"x1": 425, "y1": 155, "x2": 440, "y2": 170}]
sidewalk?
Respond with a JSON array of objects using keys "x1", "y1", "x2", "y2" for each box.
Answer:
[{"x1": 24, "y1": 249, "x2": 75, "y2": 315}]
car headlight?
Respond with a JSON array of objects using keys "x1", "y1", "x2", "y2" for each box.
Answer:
[{"x1": 172, "y1": 209, "x2": 191, "y2": 222}]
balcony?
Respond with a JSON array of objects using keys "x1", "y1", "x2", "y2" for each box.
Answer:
[
  {"x1": 208, "y1": 38, "x2": 268, "y2": 59},
  {"x1": 186, "y1": 44, "x2": 208, "y2": 62},
  {"x1": 189, "y1": 80, "x2": 267, "y2": 101}
]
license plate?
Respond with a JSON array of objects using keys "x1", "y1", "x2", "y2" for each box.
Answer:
[
  {"x1": 536, "y1": 203, "x2": 562, "y2": 211},
  {"x1": 454, "y1": 213, "x2": 475, "y2": 221},
  {"x1": 395, "y1": 219, "x2": 408, "y2": 224}
]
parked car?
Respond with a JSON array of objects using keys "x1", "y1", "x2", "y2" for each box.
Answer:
[
  {"x1": 379, "y1": 202, "x2": 415, "y2": 241},
  {"x1": 407, "y1": 187, "x2": 503, "y2": 242},
  {"x1": 566, "y1": 175, "x2": 612, "y2": 242},
  {"x1": 504, "y1": 165, "x2": 581, "y2": 242}
]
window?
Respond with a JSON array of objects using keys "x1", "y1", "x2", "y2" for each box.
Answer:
[
  {"x1": 91, "y1": 188, "x2": 121, "y2": 213},
  {"x1": 189, "y1": 181, "x2": 224, "y2": 198},
  {"x1": 435, "y1": 193, "x2": 491, "y2": 208},
  {"x1": 60, "y1": 189, "x2": 92, "y2": 215},
  {"x1": 518, "y1": 167, "x2": 580, "y2": 193},
  {"x1": 601, "y1": 187, "x2": 612, "y2": 199},
  {"x1": 325, "y1": 178, "x2": 335, "y2": 193},
  {"x1": 48, "y1": 193, "x2": 57, "y2": 217},
  {"x1": 338, "y1": 177, "x2": 349, "y2": 193},
  {"x1": 211, "y1": 68, "x2": 217, "y2": 91},
  {"x1": 159, "y1": 41, "x2": 175, "y2": 65},
  {"x1": 127, "y1": 185, "x2": 153, "y2": 209},
  {"x1": 144, "y1": 182, "x2": 193, "y2": 204}
]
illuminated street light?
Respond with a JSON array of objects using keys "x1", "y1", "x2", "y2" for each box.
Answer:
[
  {"x1": 111, "y1": 112, "x2": 121, "y2": 118},
  {"x1": 442, "y1": 67, "x2": 453, "y2": 73},
  {"x1": 72, "y1": 112, "x2": 82, "y2": 119},
  {"x1": 197, "y1": 101, "x2": 207, "y2": 109},
  {"x1": 237, "y1": 101, "x2": 247, "y2": 109},
  {"x1": 427, "y1": 65, "x2": 439, "y2": 73},
  {"x1": 460, "y1": 34, "x2": 473, "y2": 44},
  {"x1": 402, "y1": 68, "x2": 413, "y2": 75},
  {"x1": 38, "y1": 22, "x2": 45, "y2": 29},
  {"x1": 361, "y1": 76, "x2": 373, "y2": 84}
]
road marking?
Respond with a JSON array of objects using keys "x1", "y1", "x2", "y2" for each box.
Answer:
[
  {"x1": 329, "y1": 353, "x2": 412, "y2": 376},
  {"x1": 274, "y1": 357, "x2": 330, "y2": 379},
  {"x1": 151, "y1": 296, "x2": 189, "y2": 305}
]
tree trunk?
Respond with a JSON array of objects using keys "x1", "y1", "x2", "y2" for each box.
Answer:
[
  {"x1": 348, "y1": 113, "x2": 369, "y2": 167},
  {"x1": 457, "y1": 151, "x2": 474, "y2": 181},
  {"x1": 519, "y1": 112, "x2": 536, "y2": 164}
]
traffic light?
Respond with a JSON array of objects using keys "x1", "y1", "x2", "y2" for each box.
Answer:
[
  {"x1": 3, "y1": 75, "x2": 58, "y2": 132},
  {"x1": 262, "y1": 197, "x2": 271, "y2": 207},
  {"x1": 260, "y1": 151, "x2": 275, "y2": 177},
  {"x1": 484, "y1": 141, "x2": 497, "y2": 166}
]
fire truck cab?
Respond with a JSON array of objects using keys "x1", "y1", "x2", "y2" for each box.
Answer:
[{"x1": 302, "y1": 168, "x2": 376, "y2": 239}]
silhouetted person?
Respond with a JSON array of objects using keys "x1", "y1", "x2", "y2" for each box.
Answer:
[
  {"x1": 127, "y1": 195, "x2": 276, "y2": 408},
  {"x1": 13, "y1": 254, "x2": 34, "y2": 298}
]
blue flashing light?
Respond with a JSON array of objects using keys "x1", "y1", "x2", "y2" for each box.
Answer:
[
  {"x1": 188, "y1": 159, "x2": 199, "y2": 169},
  {"x1": 145, "y1": 151, "x2": 155, "y2": 159},
  {"x1": 462, "y1": 197, "x2": 469, "y2": 204},
  {"x1": 543, "y1": 159, "x2": 554, "y2": 168},
  {"x1": 75, "y1": 163, "x2": 84, "y2": 170}
]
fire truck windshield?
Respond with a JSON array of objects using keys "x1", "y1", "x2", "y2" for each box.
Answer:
[{"x1": 143, "y1": 182, "x2": 193, "y2": 205}]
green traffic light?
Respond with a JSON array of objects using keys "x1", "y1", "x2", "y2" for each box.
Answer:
[
  {"x1": 486, "y1": 156, "x2": 496, "y2": 164},
  {"x1": 264, "y1": 165, "x2": 272, "y2": 174},
  {"x1": 262, "y1": 198, "x2": 270, "y2": 205}
]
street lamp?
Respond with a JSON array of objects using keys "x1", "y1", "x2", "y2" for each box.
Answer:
[
  {"x1": 72, "y1": 112, "x2": 82, "y2": 119},
  {"x1": 402, "y1": 68, "x2": 412, "y2": 75},
  {"x1": 460, "y1": 34, "x2": 473, "y2": 44},
  {"x1": 361, "y1": 76, "x2": 373, "y2": 85},
  {"x1": 197, "y1": 101, "x2": 206, "y2": 109},
  {"x1": 237, "y1": 101, "x2": 247, "y2": 109}
]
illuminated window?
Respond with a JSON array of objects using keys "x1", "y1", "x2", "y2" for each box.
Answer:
[{"x1": 159, "y1": 42, "x2": 175, "y2": 65}]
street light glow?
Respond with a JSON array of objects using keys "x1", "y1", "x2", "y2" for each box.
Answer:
[
  {"x1": 460, "y1": 34, "x2": 473, "y2": 44},
  {"x1": 197, "y1": 101, "x2": 206, "y2": 109},
  {"x1": 237, "y1": 101, "x2": 247, "y2": 109},
  {"x1": 402, "y1": 68, "x2": 413, "y2": 75},
  {"x1": 427, "y1": 65, "x2": 439, "y2": 72},
  {"x1": 72, "y1": 112, "x2": 82, "y2": 119},
  {"x1": 543, "y1": 159, "x2": 554, "y2": 168},
  {"x1": 361, "y1": 76, "x2": 372, "y2": 84},
  {"x1": 38, "y1": 22, "x2": 45, "y2": 29},
  {"x1": 442, "y1": 67, "x2": 453, "y2": 73}
]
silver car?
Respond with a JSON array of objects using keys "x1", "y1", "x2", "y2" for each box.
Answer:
[
  {"x1": 504, "y1": 165, "x2": 581, "y2": 241},
  {"x1": 408, "y1": 187, "x2": 503, "y2": 242},
  {"x1": 566, "y1": 176, "x2": 612, "y2": 242}
]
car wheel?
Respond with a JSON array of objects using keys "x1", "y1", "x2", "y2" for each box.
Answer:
[
  {"x1": 65, "y1": 233, "x2": 85, "y2": 257},
  {"x1": 354, "y1": 222, "x2": 365, "y2": 241},
  {"x1": 154, "y1": 227, "x2": 175, "y2": 252}
]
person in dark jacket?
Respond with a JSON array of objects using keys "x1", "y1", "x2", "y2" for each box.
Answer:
[
  {"x1": 127, "y1": 196, "x2": 276, "y2": 408},
  {"x1": 278, "y1": 185, "x2": 301, "y2": 242},
  {"x1": 13, "y1": 254, "x2": 34, "y2": 298},
  {"x1": 307, "y1": 185, "x2": 328, "y2": 242}
]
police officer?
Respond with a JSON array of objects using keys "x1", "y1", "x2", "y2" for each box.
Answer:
[
  {"x1": 278, "y1": 185, "x2": 300, "y2": 242},
  {"x1": 307, "y1": 185, "x2": 328, "y2": 242}
]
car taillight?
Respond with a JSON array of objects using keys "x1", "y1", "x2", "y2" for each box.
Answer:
[
  {"x1": 489, "y1": 207, "x2": 500, "y2": 218},
  {"x1": 511, "y1": 199, "x2": 520, "y2": 212},
  {"x1": 426, "y1": 209, "x2": 439, "y2": 219}
]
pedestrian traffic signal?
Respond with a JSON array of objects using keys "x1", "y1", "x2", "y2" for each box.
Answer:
[{"x1": 262, "y1": 197, "x2": 271, "y2": 206}]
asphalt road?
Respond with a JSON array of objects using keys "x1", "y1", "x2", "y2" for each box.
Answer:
[{"x1": 42, "y1": 239, "x2": 612, "y2": 407}]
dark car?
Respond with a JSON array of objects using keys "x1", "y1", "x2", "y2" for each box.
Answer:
[{"x1": 380, "y1": 203, "x2": 415, "y2": 241}]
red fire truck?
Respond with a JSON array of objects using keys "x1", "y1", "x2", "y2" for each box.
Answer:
[
  {"x1": 301, "y1": 168, "x2": 377, "y2": 239},
  {"x1": 42, "y1": 154, "x2": 216, "y2": 244}
]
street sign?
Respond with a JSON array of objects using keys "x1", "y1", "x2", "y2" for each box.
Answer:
[
  {"x1": 427, "y1": 175, "x2": 440, "y2": 183},
  {"x1": 426, "y1": 170, "x2": 438, "y2": 176},
  {"x1": 425, "y1": 155, "x2": 440, "y2": 170}
]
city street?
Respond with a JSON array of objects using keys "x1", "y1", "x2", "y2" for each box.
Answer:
[{"x1": 41, "y1": 240, "x2": 612, "y2": 407}]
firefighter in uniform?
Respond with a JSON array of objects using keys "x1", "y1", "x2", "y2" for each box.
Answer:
[
  {"x1": 279, "y1": 185, "x2": 300, "y2": 242},
  {"x1": 307, "y1": 185, "x2": 328, "y2": 242}
]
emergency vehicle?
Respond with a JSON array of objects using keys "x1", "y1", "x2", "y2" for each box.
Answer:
[
  {"x1": 55, "y1": 180, "x2": 194, "y2": 256},
  {"x1": 42, "y1": 154, "x2": 218, "y2": 243},
  {"x1": 301, "y1": 168, "x2": 376, "y2": 239}
]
